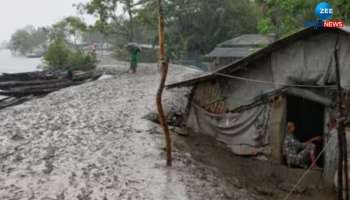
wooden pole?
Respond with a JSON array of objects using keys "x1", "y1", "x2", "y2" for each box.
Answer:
[
  {"x1": 344, "y1": 132, "x2": 349, "y2": 200},
  {"x1": 335, "y1": 47, "x2": 349, "y2": 200},
  {"x1": 156, "y1": 0, "x2": 172, "y2": 166}
]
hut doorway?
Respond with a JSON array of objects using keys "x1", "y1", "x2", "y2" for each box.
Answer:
[{"x1": 286, "y1": 95, "x2": 325, "y2": 167}]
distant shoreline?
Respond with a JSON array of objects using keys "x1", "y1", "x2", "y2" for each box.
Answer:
[{"x1": 0, "y1": 49, "x2": 41, "y2": 74}]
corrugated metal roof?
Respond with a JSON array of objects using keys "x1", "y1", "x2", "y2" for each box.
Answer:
[
  {"x1": 206, "y1": 47, "x2": 258, "y2": 58},
  {"x1": 218, "y1": 34, "x2": 274, "y2": 47},
  {"x1": 167, "y1": 27, "x2": 350, "y2": 89}
]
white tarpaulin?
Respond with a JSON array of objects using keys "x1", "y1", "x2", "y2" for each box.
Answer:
[
  {"x1": 191, "y1": 103, "x2": 271, "y2": 155},
  {"x1": 272, "y1": 33, "x2": 350, "y2": 89}
]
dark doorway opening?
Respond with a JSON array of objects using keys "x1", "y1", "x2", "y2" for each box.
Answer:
[{"x1": 286, "y1": 95, "x2": 325, "y2": 167}]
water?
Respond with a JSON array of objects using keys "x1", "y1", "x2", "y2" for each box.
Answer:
[
  {"x1": 0, "y1": 49, "x2": 42, "y2": 99},
  {"x1": 0, "y1": 49, "x2": 42, "y2": 73}
]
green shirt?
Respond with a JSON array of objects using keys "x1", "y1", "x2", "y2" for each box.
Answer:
[{"x1": 130, "y1": 51, "x2": 140, "y2": 64}]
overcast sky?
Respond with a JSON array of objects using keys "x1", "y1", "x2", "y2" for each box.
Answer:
[{"x1": 0, "y1": 0, "x2": 95, "y2": 42}]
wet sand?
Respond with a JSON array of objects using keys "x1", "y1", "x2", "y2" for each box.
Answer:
[{"x1": 0, "y1": 61, "x2": 258, "y2": 200}]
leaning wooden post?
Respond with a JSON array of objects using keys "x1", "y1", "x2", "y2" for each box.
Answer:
[
  {"x1": 335, "y1": 47, "x2": 349, "y2": 200},
  {"x1": 156, "y1": 0, "x2": 172, "y2": 166}
]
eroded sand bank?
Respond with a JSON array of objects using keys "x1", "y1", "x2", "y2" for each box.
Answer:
[{"x1": 0, "y1": 61, "x2": 258, "y2": 200}]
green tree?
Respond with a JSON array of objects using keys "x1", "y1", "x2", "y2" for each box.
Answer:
[
  {"x1": 43, "y1": 38, "x2": 97, "y2": 71},
  {"x1": 9, "y1": 29, "x2": 33, "y2": 55},
  {"x1": 8, "y1": 26, "x2": 49, "y2": 55},
  {"x1": 43, "y1": 38, "x2": 71, "y2": 70},
  {"x1": 138, "y1": 0, "x2": 258, "y2": 56},
  {"x1": 256, "y1": 0, "x2": 350, "y2": 37},
  {"x1": 77, "y1": 0, "x2": 146, "y2": 41},
  {"x1": 256, "y1": 0, "x2": 315, "y2": 36},
  {"x1": 331, "y1": 0, "x2": 350, "y2": 21},
  {"x1": 50, "y1": 17, "x2": 87, "y2": 49}
]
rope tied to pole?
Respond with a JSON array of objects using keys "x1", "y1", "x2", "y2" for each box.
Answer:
[{"x1": 283, "y1": 138, "x2": 334, "y2": 200}]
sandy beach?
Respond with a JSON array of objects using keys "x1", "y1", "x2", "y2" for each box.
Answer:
[{"x1": 0, "y1": 60, "x2": 258, "y2": 200}]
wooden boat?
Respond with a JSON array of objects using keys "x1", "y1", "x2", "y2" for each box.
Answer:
[
  {"x1": 26, "y1": 54, "x2": 43, "y2": 58},
  {"x1": 0, "y1": 71, "x2": 65, "y2": 82},
  {"x1": 0, "y1": 96, "x2": 32, "y2": 109},
  {"x1": 0, "y1": 70, "x2": 102, "y2": 97}
]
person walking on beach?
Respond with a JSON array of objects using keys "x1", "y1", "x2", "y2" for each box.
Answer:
[{"x1": 129, "y1": 47, "x2": 141, "y2": 74}]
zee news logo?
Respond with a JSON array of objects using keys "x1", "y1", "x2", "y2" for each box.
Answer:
[
  {"x1": 305, "y1": 1, "x2": 345, "y2": 29},
  {"x1": 323, "y1": 20, "x2": 344, "y2": 28}
]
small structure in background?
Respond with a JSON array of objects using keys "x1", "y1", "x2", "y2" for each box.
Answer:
[
  {"x1": 138, "y1": 44, "x2": 159, "y2": 63},
  {"x1": 206, "y1": 34, "x2": 275, "y2": 71}
]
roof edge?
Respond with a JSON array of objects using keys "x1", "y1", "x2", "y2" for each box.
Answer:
[{"x1": 166, "y1": 27, "x2": 350, "y2": 89}]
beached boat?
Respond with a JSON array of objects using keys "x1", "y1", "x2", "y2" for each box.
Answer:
[
  {"x1": 0, "y1": 71, "x2": 65, "y2": 82},
  {"x1": 25, "y1": 50, "x2": 44, "y2": 58},
  {"x1": 0, "y1": 96, "x2": 32, "y2": 109},
  {"x1": 25, "y1": 54, "x2": 43, "y2": 58},
  {"x1": 0, "y1": 70, "x2": 102, "y2": 97}
]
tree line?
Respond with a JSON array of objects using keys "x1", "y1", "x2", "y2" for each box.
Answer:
[
  {"x1": 8, "y1": 0, "x2": 350, "y2": 58},
  {"x1": 8, "y1": 17, "x2": 105, "y2": 56},
  {"x1": 8, "y1": 26, "x2": 49, "y2": 55},
  {"x1": 77, "y1": 0, "x2": 349, "y2": 58}
]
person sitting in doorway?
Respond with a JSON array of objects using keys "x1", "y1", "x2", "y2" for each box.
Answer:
[{"x1": 283, "y1": 122, "x2": 322, "y2": 169}]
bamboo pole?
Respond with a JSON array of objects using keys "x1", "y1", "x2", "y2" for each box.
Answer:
[
  {"x1": 335, "y1": 47, "x2": 349, "y2": 200},
  {"x1": 344, "y1": 134, "x2": 349, "y2": 200},
  {"x1": 156, "y1": 0, "x2": 172, "y2": 166}
]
